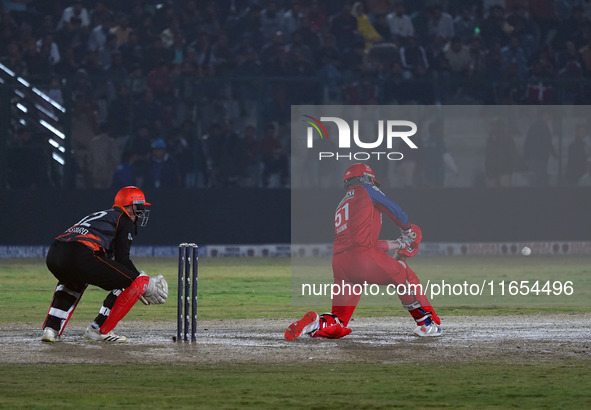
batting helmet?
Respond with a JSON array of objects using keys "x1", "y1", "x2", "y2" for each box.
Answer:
[
  {"x1": 114, "y1": 186, "x2": 151, "y2": 207},
  {"x1": 113, "y1": 186, "x2": 151, "y2": 226},
  {"x1": 343, "y1": 163, "x2": 380, "y2": 188}
]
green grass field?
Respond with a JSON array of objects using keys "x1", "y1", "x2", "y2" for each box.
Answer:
[
  {"x1": 3, "y1": 255, "x2": 589, "y2": 324},
  {"x1": 0, "y1": 362, "x2": 589, "y2": 409},
  {"x1": 1, "y1": 256, "x2": 590, "y2": 409}
]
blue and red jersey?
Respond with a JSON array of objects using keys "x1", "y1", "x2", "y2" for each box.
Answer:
[{"x1": 333, "y1": 183, "x2": 410, "y2": 254}]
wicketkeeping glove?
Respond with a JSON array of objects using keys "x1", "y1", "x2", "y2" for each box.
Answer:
[{"x1": 139, "y1": 274, "x2": 169, "y2": 305}]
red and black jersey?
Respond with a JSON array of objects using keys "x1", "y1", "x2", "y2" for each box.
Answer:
[
  {"x1": 55, "y1": 207, "x2": 139, "y2": 275},
  {"x1": 333, "y1": 183, "x2": 410, "y2": 254}
]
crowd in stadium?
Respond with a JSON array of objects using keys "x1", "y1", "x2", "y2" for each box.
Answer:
[{"x1": 2, "y1": 0, "x2": 591, "y2": 189}]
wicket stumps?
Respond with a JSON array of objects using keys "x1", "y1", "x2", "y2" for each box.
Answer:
[{"x1": 177, "y1": 243, "x2": 198, "y2": 342}]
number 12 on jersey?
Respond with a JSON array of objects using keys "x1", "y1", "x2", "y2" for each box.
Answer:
[{"x1": 75, "y1": 211, "x2": 108, "y2": 227}]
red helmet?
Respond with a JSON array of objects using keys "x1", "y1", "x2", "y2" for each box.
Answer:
[
  {"x1": 343, "y1": 163, "x2": 380, "y2": 187},
  {"x1": 114, "y1": 186, "x2": 151, "y2": 207},
  {"x1": 113, "y1": 186, "x2": 151, "y2": 226}
]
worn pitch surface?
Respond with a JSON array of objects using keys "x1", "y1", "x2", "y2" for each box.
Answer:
[{"x1": 1, "y1": 314, "x2": 589, "y2": 365}]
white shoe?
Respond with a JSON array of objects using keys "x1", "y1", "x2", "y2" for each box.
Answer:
[
  {"x1": 414, "y1": 321, "x2": 442, "y2": 337},
  {"x1": 284, "y1": 311, "x2": 320, "y2": 340},
  {"x1": 41, "y1": 327, "x2": 60, "y2": 343},
  {"x1": 84, "y1": 325, "x2": 128, "y2": 343}
]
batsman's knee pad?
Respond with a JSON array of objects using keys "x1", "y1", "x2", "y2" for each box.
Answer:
[
  {"x1": 311, "y1": 313, "x2": 352, "y2": 339},
  {"x1": 100, "y1": 275, "x2": 149, "y2": 334}
]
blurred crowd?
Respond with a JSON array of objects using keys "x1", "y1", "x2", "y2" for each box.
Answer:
[{"x1": 2, "y1": 0, "x2": 591, "y2": 189}]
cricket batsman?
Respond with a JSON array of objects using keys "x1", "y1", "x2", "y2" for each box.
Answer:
[
  {"x1": 285, "y1": 163, "x2": 441, "y2": 340},
  {"x1": 41, "y1": 186, "x2": 168, "y2": 343}
]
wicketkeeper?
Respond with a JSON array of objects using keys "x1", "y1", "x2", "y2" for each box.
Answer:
[
  {"x1": 285, "y1": 163, "x2": 441, "y2": 340},
  {"x1": 42, "y1": 186, "x2": 168, "y2": 343}
]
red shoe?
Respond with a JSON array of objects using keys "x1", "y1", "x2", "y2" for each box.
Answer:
[
  {"x1": 310, "y1": 313, "x2": 352, "y2": 339},
  {"x1": 284, "y1": 311, "x2": 319, "y2": 340},
  {"x1": 311, "y1": 323, "x2": 352, "y2": 338}
]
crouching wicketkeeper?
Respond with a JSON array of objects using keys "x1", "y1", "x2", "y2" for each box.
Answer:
[{"x1": 41, "y1": 186, "x2": 168, "y2": 343}]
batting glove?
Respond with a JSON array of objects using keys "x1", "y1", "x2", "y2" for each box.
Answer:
[
  {"x1": 401, "y1": 224, "x2": 422, "y2": 247},
  {"x1": 397, "y1": 242, "x2": 419, "y2": 258}
]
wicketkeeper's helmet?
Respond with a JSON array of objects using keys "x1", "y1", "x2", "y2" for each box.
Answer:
[
  {"x1": 113, "y1": 186, "x2": 151, "y2": 226},
  {"x1": 343, "y1": 163, "x2": 380, "y2": 188}
]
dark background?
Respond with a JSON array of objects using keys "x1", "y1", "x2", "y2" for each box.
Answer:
[
  {"x1": 0, "y1": 188, "x2": 288, "y2": 245},
  {"x1": 293, "y1": 187, "x2": 591, "y2": 243},
  {"x1": 2, "y1": 187, "x2": 590, "y2": 245}
]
